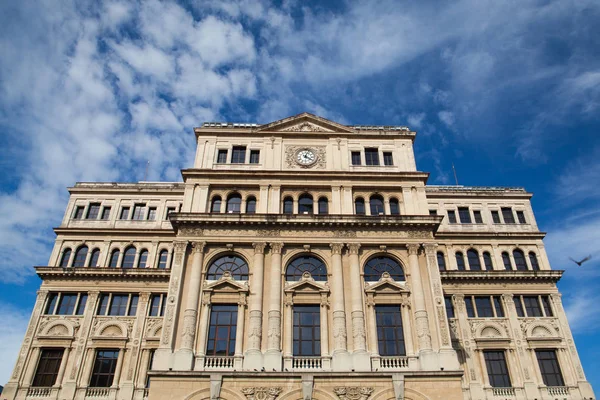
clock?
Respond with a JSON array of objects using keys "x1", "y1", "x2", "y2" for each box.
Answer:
[{"x1": 296, "y1": 149, "x2": 317, "y2": 166}]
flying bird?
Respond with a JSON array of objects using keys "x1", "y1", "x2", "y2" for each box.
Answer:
[{"x1": 569, "y1": 255, "x2": 592, "y2": 266}]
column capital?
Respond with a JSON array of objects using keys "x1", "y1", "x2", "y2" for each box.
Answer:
[
  {"x1": 422, "y1": 243, "x2": 438, "y2": 254},
  {"x1": 407, "y1": 243, "x2": 420, "y2": 255},
  {"x1": 191, "y1": 241, "x2": 206, "y2": 253},
  {"x1": 501, "y1": 293, "x2": 514, "y2": 303},
  {"x1": 173, "y1": 240, "x2": 188, "y2": 253},
  {"x1": 347, "y1": 243, "x2": 361, "y2": 254},
  {"x1": 270, "y1": 242, "x2": 284, "y2": 254},
  {"x1": 252, "y1": 242, "x2": 267, "y2": 254},
  {"x1": 202, "y1": 292, "x2": 211, "y2": 306},
  {"x1": 330, "y1": 243, "x2": 344, "y2": 255},
  {"x1": 238, "y1": 292, "x2": 247, "y2": 307}
]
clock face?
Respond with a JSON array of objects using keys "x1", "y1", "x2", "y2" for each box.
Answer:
[{"x1": 296, "y1": 149, "x2": 317, "y2": 165}]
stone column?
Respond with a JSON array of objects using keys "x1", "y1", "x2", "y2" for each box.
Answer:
[
  {"x1": 173, "y1": 241, "x2": 205, "y2": 370},
  {"x1": 244, "y1": 243, "x2": 266, "y2": 369},
  {"x1": 194, "y1": 292, "x2": 212, "y2": 370},
  {"x1": 366, "y1": 294, "x2": 379, "y2": 369},
  {"x1": 234, "y1": 293, "x2": 247, "y2": 370},
  {"x1": 54, "y1": 346, "x2": 71, "y2": 387},
  {"x1": 320, "y1": 293, "x2": 331, "y2": 370},
  {"x1": 264, "y1": 242, "x2": 284, "y2": 370},
  {"x1": 347, "y1": 243, "x2": 369, "y2": 370},
  {"x1": 283, "y1": 293, "x2": 293, "y2": 371},
  {"x1": 329, "y1": 243, "x2": 349, "y2": 369},
  {"x1": 407, "y1": 244, "x2": 435, "y2": 369},
  {"x1": 111, "y1": 349, "x2": 125, "y2": 388}
]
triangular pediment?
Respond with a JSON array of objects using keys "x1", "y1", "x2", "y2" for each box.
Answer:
[
  {"x1": 366, "y1": 278, "x2": 407, "y2": 294},
  {"x1": 204, "y1": 276, "x2": 248, "y2": 292},
  {"x1": 256, "y1": 112, "x2": 355, "y2": 133},
  {"x1": 285, "y1": 278, "x2": 329, "y2": 293}
]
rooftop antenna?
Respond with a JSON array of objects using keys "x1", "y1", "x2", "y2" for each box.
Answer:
[
  {"x1": 143, "y1": 160, "x2": 150, "y2": 181},
  {"x1": 452, "y1": 163, "x2": 459, "y2": 186}
]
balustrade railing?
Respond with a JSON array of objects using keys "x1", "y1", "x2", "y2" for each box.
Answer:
[
  {"x1": 292, "y1": 356, "x2": 322, "y2": 370},
  {"x1": 26, "y1": 387, "x2": 52, "y2": 397},
  {"x1": 204, "y1": 356, "x2": 235, "y2": 369},
  {"x1": 547, "y1": 386, "x2": 569, "y2": 396},
  {"x1": 379, "y1": 356, "x2": 409, "y2": 369},
  {"x1": 85, "y1": 387, "x2": 110, "y2": 398},
  {"x1": 492, "y1": 387, "x2": 515, "y2": 397}
]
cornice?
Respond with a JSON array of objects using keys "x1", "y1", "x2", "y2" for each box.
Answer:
[
  {"x1": 53, "y1": 228, "x2": 177, "y2": 236},
  {"x1": 35, "y1": 266, "x2": 171, "y2": 281},
  {"x1": 425, "y1": 186, "x2": 532, "y2": 199},
  {"x1": 434, "y1": 231, "x2": 546, "y2": 240},
  {"x1": 181, "y1": 169, "x2": 430, "y2": 182},
  {"x1": 68, "y1": 182, "x2": 185, "y2": 195},
  {"x1": 439, "y1": 270, "x2": 563, "y2": 283}
]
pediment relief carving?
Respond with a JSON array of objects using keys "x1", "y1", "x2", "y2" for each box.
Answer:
[
  {"x1": 365, "y1": 274, "x2": 408, "y2": 294},
  {"x1": 285, "y1": 274, "x2": 329, "y2": 293},
  {"x1": 256, "y1": 112, "x2": 354, "y2": 133},
  {"x1": 204, "y1": 272, "x2": 249, "y2": 293}
]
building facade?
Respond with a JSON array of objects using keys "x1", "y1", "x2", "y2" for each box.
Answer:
[{"x1": 3, "y1": 113, "x2": 595, "y2": 400}]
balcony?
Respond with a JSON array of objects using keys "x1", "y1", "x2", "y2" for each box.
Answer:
[
  {"x1": 85, "y1": 387, "x2": 110, "y2": 398},
  {"x1": 546, "y1": 386, "x2": 570, "y2": 396},
  {"x1": 204, "y1": 356, "x2": 235, "y2": 370},
  {"x1": 26, "y1": 387, "x2": 52, "y2": 398},
  {"x1": 379, "y1": 356, "x2": 409, "y2": 370},
  {"x1": 492, "y1": 387, "x2": 515, "y2": 397},
  {"x1": 292, "y1": 356, "x2": 322, "y2": 370}
]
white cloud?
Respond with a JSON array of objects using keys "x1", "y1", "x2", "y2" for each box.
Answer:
[
  {"x1": 438, "y1": 111, "x2": 455, "y2": 128},
  {"x1": 0, "y1": 303, "x2": 30, "y2": 386},
  {"x1": 407, "y1": 113, "x2": 426, "y2": 129}
]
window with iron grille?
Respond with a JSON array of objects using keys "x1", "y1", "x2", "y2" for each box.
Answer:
[
  {"x1": 293, "y1": 305, "x2": 320, "y2": 356},
  {"x1": 86, "y1": 203, "x2": 101, "y2": 219},
  {"x1": 206, "y1": 305, "x2": 238, "y2": 356},
  {"x1": 536, "y1": 350, "x2": 564, "y2": 387},
  {"x1": 32, "y1": 349, "x2": 64, "y2": 387},
  {"x1": 364, "y1": 148, "x2": 379, "y2": 166},
  {"x1": 89, "y1": 350, "x2": 119, "y2": 387},
  {"x1": 375, "y1": 305, "x2": 405, "y2": 356},
  {"x1": 231, "y1": 146, "x2": 246, "y2": 163},
  {"x1": 484, "y1": 350, "x2": 512, "y2": 387}
]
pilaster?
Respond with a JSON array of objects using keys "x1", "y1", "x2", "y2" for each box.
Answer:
[
  {"x1": 264, "y1": 242, "x2": 283, "y2": 371},
  {"x1": 244, "y1": 242, "x2": 267, "y2": 370},
  {"x1": 347, "y1": 243, "x2": 369, "y2": 370},
  {"x1": 329, "y1": 243, "x2": 350, "y2": 370}
]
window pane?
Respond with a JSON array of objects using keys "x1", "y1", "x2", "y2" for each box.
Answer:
[
  {"x1": 318, "y1": 198, "x2": 328, "y2": 214},
  {"x1": 90, "y1": 350, "x2": 119, "y2": 387},
  {"x1": 206, "y1": 305, "x2": 237, "y2": 356},
  {"x1": 109, "y1": 295, "x2": 129, "y2": 316},
  {"x1": 226, "y1": 194, "x2": 242, "y2": 213},
  {"x1": 484, "y1": 351, "x2": 511, "y2": 387},
  {"x1": 491, "y1": 210, "x2": 501, "y2": 223},
  {"x1": 32, "y1": 349, "x2": 64, "y2": 387},
  {"x1": 445, "y1": 296, "x2": 455, "y2": 318},
  {"x1": 475, "y1": 297, "x2": 494, "y2": 317},
  {"x1": 429, "y1": 209, "x2": 438, "y2": 216},
  {"x1": 128, "y1": 295, "x2": 139, "y2": 316},
  {"x1": 502, "y1": 253, "x2": 512, "y2": 270},
  {"x1": 483, "y1": 252, "x2": 494, "y2": 270},
  {"x1": 298, "y1": 195, "x2": 313, "y2": 214},
  {"x1": 541, "y1": 296, "x2": 553, "y2": 317},
  {"x1": 59, "y1": 249, "x2": 71, "y2": 267},
  {"x1": 365, "y1": 148, "x2": 379, "y2": 165},
  {"x1": 217, "y1": 149, "x2": 228, "y2": 163},
  {"x1": 231, "y1": 146, "x2": 246, "y2": 163},
  {"x1": 465, "y1": 297, "x2": 475, "y2": 318},
  {"x1": 389, "y1": 199, "x2": 400, "y2": 215},
  {"x1": 523, "y1": 296, "x2": 542, "y2": 317},
  {"x1": 73, "y1": 246, "x2": 88, "y2": 268},
  {"x1": 493, "y1": 296, "x2": 504, "y2": 317},
  {"x1": 516, "y1": 210, "x2": 526, "y2": 223},
  {"x1": 437, "y1": 252, "x2": 446, "y2": 271},
  {"x1": 383, "y1": 152, "x2": 393, "y2": 166},
  {"x1": 86, "y1": 203, "x2": 101, "y2": 219},
  {"x1": 473, "y1": 210, "x2": 483, "y2": 223},
  {"x1": 149, "y1": 295, "x2": 161, "y2": 316},
  {"x1": 513, "y1": 250, "x2": 527, "y2": 270},
  {"x1": 467, "y1": 250, "x2": 481, "y2": 271},
  {"x1": 351, "y1": 151, "x2": 361, "y2": 165},
  {"x1": 355, "y1": 198, "x2": 365, "y2": 215},
  {"x1": 370, "y1": 195, "x2": 384, "y2": 215},
  {"x1": 158, "y1": 250, "x2": 168, "y2": 269},
  {"x1": 246, "y1": 197, "x2": 256, "y2": 214},
  {"x1": 249, "y1": 150, "x2": 260, "y2": 164},
  {"x1": 97, "y1": 294, "x2": 109, "y2": 316},
  {"x1": 286, "y1": 255, "x2": 328, "y2": 281},
  {"x1": 514, "y1": 297, "x2": 525, "y2": 317},
  {"x1": 448, "y1": 210, "x2": 457, "y2": 224},
  {"x1": 207, "y1": 255, "x2": 249, "y2": 280},
  {"x1": 138, "y1": 250, "x2": 148, "y2": 268},
  {"x1": 211, "y1": 197, "x2": 222, "y2": 213},
  {"x1": 536, "y1": 350, "x2": 564, "y2": 387},
  {"x1": 73, "y1": 206, "x2": 85, "y2": 219},
  {"x1": 101, "y1": 207, "x2": 111, "y2": 220},
  {"x1": 76, "y1": 295, "x2": 88, "y2": 315},
  {"x1": 458, "y1": 207, "x2": 472, "y2": 223},
  {"x1": 456, "y1": 252, "x2": 466, "y2": 271},
  {"x1": 120, "y1": 207, "x2": 130, "y2": 220},
  {"x1": 293, "y1": 305, "x2": 321, "y2": 356},
  {"x1": 529, "y1": 252, "x2": 540, "y2": 270},
  {"x1": 283, "y1": 197, "x2": 293, "y2": 214},
  {"x1": 89, "y1": 249, "x2": 100, "y2": 267},
  {"x1": 122, "y1": 247, "x2": 136, "y2": 269},
  {"x1": 364, "y1": 256, "x2": 405, "y2": 282},
  {"x1": 45, "y1": 293, "x2": 58, "y2": 315},
  {"x1": 502, "y1": 207, "x2": 515, "y2": 223},
  {"x1": 132, "y1": 204, "x2": 146, "y2": 220},
  {"x1": 147, "y1": 207, "x2": 156, "y2": 220},
  {"x1": 376, "y1": 305, "x2": 405, "y2": 356},
  {"x1": 57, "y1": 294, "x2": 78, "y2": 315}
]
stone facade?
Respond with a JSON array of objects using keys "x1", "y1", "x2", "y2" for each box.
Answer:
[{"x1": 2, "y1": 113, "x2": 595, "y2": 400}]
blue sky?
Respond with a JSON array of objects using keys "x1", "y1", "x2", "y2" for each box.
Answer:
[{"x1": 1, "y1": 0, "x2": 599, "y2": 389}]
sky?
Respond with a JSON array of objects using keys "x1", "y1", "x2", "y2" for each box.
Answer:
[{"x1": 0, "y1": 0, "x2": 599, "y2": 390}]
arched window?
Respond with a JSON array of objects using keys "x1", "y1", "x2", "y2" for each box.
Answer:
[
  {"x1": 364, "y1": 256, "x2": 405, "y2": 281},
  {"x1": 109, "y1": 250, "x2": 120, "y2": 268},
  {"x1": 437, "y1": 252, "x2": 446, "y2": 271},
  {"x1": 355, "y1": 197, "x2": 365, "y2": 215},
  {"x1": 455, "y1": 252, "x2": 466, "y2": 271},
  {"x1": 513, "y1": 249, "x2": 527, "y2": 270},
  {"x1": 89, "y1": 249, "x2": 100, "y2": 267},
  {"x1": 318, "y1": 197, "x2": 329, "y2": 215},
  {"x1": 59, "y1": 248, "x2": 72, "y2": 267},
  {"x1": 370, "y1": 195, "x2": 384, "y2": 215},
  {"x1": 467, "y1": 249, "x2": 481, "y2": 271},
  {"x1": 226, "y1": 193, "x2": 241, "y2": 213},
  {"x1": 298, "y1": 194, "x2": 313, "y2": 214},
  {"x1": 246, "y1": 196, "x2": 256, "y2": 214},
  {"x1": 73, "y1": 246, "x2": 88, "y2": 268},
  {"x1": 206, "y1": 255, "x2": 249, "y2": 280},
  {"x1": 502, "y1": 252, "x2": 512, "y2": 270},
  {"x1": 283, "y1": 197, "x2": 293, "y2": 214},
  {"x1": 483, "y1": 252, "x2": 494, "y2": 271},
  {"x1": 286, "y1": 255, "x2": 327, "y2": 281},
  {"x1": 529, "y1": 252, "x2": 540, "y2": 271},
  {"x1": 157, "y1": 250, "x2": 168, "y2": 269},
  {"x1": 122, "y1": 246, "x2": 136, "y2": 269},
  {"x1": 389, "y1": 198, "x2": 400, "y2": 215},
  {"x1": 211, "y1": 196, "x2": 222, "y2": 213},
  {"x1": 138, "y1": 249, "x2": 148, "y2": 268}
]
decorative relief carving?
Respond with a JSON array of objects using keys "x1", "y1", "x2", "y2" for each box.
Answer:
[
  {"x1": 282, "y1": 122, "x2": 332, "y2": 132},
  {"x1": 330, "y1": 243, "x2": 344, "y2": 254},
  {"x1": 285, "y1": 145, "x2": 327, "y2": 169},
  {"x1": 179, "y1": 227, "x2": 204, "y2": 237},
  {"x1": 406, "y1": 243, "x2": 420, "y2": 256},
  {"x1": 347, "y1": 243, "x2": 361, "y2": 255},
  {"x1": 437, "y1": 306, "x2": 450, "y2": 346},
  {"x1": 333, "y1": 387, "x2": 374, "y2": 400},
  {"x1": 333, "y1": 312, "x2": 347, "y2": 349},
  {"x1": 241, "y1": 387, "x2": 283, "y2": 400},
  {"x1": 333, "y1": 230, "x2": 357, "y2": 238},
  {"x1": 253, "y1": 242, "x2": 267, "y2": 253},
  {"x1": 258, "y1": 229, "x2": 281, "y2": 237},
  {"x1": 270, "y1": 242, "x2": 284, "y2": 254}
]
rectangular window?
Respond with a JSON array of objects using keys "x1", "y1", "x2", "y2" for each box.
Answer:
[
  {"x1": 231, "y1": 146, "x2": 246, "y2": 163},
  {"x1": 375, "y1": 305, "x2": 405, "y2": 356},
  {"x1": 516, "y1": 210, "x2": 526, "y2": 224},
  {"x1": 149, "y1": 294, "x2": 167, "y2": 317},
  {"x1": 364, "y1": 148, "x2": 380, "y2": 166},
  {"x1": 147, "y1": 207, "x2": 157, "y2": 220},
  {"x1": 57, "y1": 294, "x2": 78, "y2": 315},
  {"x1": 536, "y1": 350, "x2": 564, "y2": 387},
  {"x1": 217, "y1": 149, "x2": 228, "y2": 163},
  {"x1": 132, "y1": 204, "x2": 146, "y2": 220},
  {"x1": 101, "y1": 207, "x2": 111, "y2": 220},
  {"x1": 76, "y1": 294, "x2": 88, "y2": 315},
  {"x1": 86, "y1": 203, "x2": 101, "y2": 219},
  {"x1": 493, "y1": 296, "x2": 505, "y2": 317},
  {"x1": 32, "y1": 349, "x2": 64, "y2": 387},
  {"x1": 523, "y1": 296, "x2": 543, "y2": 317},
  {"x1": 73, "y1": 206, "x2": 85, "y2": 219},
  {"x1": 165, "y1": 207, "x2": 176, "y2": 220},
  {"x1": 466, "y1": 296, "x2": 505, "y2": 318},
  {"x1": 45, "y1": 293, "x2": 87, "y2": 316},
  {"x1": 514, "y1": 295, "x2": 552, "y2": 317},
  {"x1": 541, "y1": 296, "x2": 553, "y2": 317},
  {"x1": 514, "y1": 297, "x2": 525, "y2": 317},
  {"x1": 491, "y1": 210, "x2": 501, "y2": 223},
  {"x1": 293, "y1": 305, "x2": 320, "y2": 356},
  {"x1": 249, "y1": 150, "x2": 260, "y2": 164},
  {"x1": 502, "y1": 207, "x2": 515, "y2": 224},
  {"x1": 206, "y1": 304, "x2": 238, "y2": 356},
  {"x1": 97, "y1": 294, "x2": 139, "y2": 316},
  {"x1": 473, "y1": 210, "x2": 483, "y2": 223},
  {"x1": 429, "y1": 209, "x2": 438, "y2": 216},
  {"x1": 458, "y1": 207, "x2": 472, "y2": 223},
  {"x1": 475, "y1": 296, "x2": 494, "y2": 317},
  {"x1": 447, "y1": 210, "x2": 457, "y2": 224},
  {"x1": 145, "y1": 349, "x2": 155, "y2": 388},
  {"x1": 484, "y1": 350, "x2": 512, "y2": 388},
  {"x1": 120, "y1": 207, "x2": 130, "y2": 220},
  {"x1": 90, "y1": 349, "x2": 119, "y2": 387},
  {"x1": 383, "y1": 152, "x2": 394, "y2": 166},
  {"x1": 351, "y1": 151, "x2": 361, "y2": 166},
  {"x1": 465, "y1": 297, "x2": 475, "y2": 318},
  {"x1": 445, "y1": 296, "x2": 455, "y2": 318}
]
